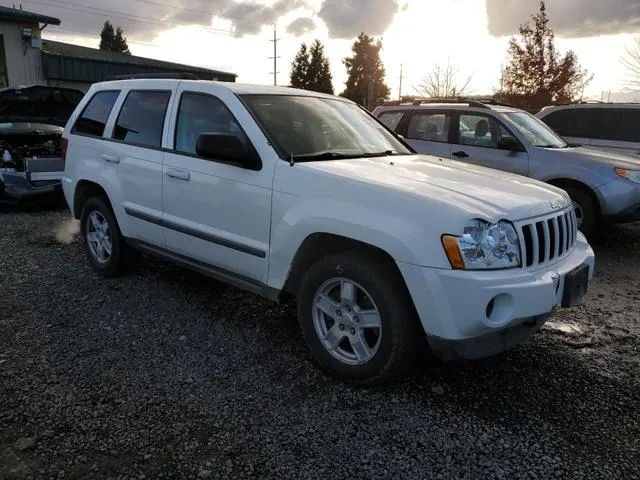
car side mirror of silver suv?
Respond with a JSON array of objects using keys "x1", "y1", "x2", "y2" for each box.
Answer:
[
  {"x1": 196, "y1": 133, "x2": 261, "y2": 170},
  {"x1": 498, "y1": 136, "x2": 525, "y2": 153}
]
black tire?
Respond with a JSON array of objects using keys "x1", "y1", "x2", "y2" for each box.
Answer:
[
  {"x1": 80, "y1": 195, "x2": 138, "y2": 276},
  {"x1": 564, "y1": 186, "x2": 599, "y2": 238},
  {"x1": 297, "y1": 250, "x2": 422, "y2": 385}
]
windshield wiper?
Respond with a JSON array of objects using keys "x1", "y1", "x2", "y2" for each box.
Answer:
[{"x1": 294, "y1": 150, "x2": 401, "y2": 162}]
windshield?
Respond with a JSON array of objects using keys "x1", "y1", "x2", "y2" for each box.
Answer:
[
  {"x1": 241, "y1": 95, "x2": 411, "y2": 160},
  {"x1": 503, "y1": 111, "x2": 567, "y2": 148}
]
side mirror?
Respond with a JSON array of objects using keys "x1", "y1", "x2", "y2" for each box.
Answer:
[
  {"x1": 498, "y1": 135, "x2": 524, "y2": 152},
  {"x1": 196, "y1": 133, "x2": 261, "y2": 170}
]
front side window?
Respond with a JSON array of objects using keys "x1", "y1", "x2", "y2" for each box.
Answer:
[
  {"x1": 113, "y1": 90, "x2": 171, "y2": 148},
  {"x1": 174, "y1": 93, "x2": 249, "y2": 155},
  {"x1": 378, "y1": 111, "x2": 404, "y2": 131},
  {"x1": 458, "y1": 114, "x2": 502, "y2": 148},
  {"x1": 72, "y1": 90, "x2": 120, "y2": 137},
  {"x1": 407, "y1": 112, "x2": 451, "y2": 143},
  {"x1": 503, "y1": 111, "x2": 567, "y2": 148},
  {"x1": 541, "y1": 108, "x2": 596, "y2": 139},
  {"x1": 598, "y1": 109, "x2": 640, "y2": 143},
  {"x1": 241, "y1": 95, "x2": 411, "y2": 161}
]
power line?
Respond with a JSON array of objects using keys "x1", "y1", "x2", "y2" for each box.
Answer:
[
  {"x1": 22, "y1": 0, "x2": 233, "y2": 36},
  {"x1": 268, "y1": 24, "x2": 280, "y2": 86}
]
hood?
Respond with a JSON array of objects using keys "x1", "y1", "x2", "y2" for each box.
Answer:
[
  {"x1": 540, "y1": 145, "x2": 640, "y2": 170},
  {"x1": 301, "y1": 154, "x2": 569, "y2": 221},
  {"x1": 0, "y1": 85, "x2": 84, "y2": 127}
]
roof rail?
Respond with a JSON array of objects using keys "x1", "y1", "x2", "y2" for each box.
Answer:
[
  {"x1": 380, "y1": 97, "x2": 514, "y2": 109},
  {"x1": 105, "y1": 72, "x2": 200, "y2": 81}
]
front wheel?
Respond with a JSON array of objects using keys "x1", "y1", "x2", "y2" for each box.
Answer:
[
  {"x1": 565, "y1": 187, "x2": 599, "y2": 238},
  {"x1": 297, "y1": 251, "x2": 421, "y2": 384}
]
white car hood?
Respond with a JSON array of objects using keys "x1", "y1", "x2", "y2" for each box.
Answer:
[{"x1": 301, "y1": 154, "x2": 569, "y2": 221}]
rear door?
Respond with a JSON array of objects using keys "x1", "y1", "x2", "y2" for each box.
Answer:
[
  {"x1": 101, "y1": 83, "x2": 175, "y2": 246},
  {"x1": 539, "y1": 107, "x2": 595, "y2": 147},
  {"x1": 402, "y1": 110, "x2": 453, "y2": 157},
  {"x1": 450, "y1": 112, "x2": 529, "y2": 176},
  {"x1": 591, "y1": 108, "x2": 640, "y2": 155}
]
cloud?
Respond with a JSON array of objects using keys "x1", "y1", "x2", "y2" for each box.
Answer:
[
  {"x1": 486, "y1": 0, "x2": 640, "y2": 38},
  {"x1": 286, "y1": 17, "x2": 316, "y2": 36},
  {"x1": 318, "y1": 0, "x2": 400, "y2": 39},
  {"x1": 222, "y1": 0, "x2": 309, "y2": 36}
]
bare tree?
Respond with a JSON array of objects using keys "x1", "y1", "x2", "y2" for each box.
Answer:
[
  {"x1": 414, "y1": 59, "x2": 473, "y2": 98},
  {"x1": 621, "y1": 37, "x2": 640, "y2": 90}
]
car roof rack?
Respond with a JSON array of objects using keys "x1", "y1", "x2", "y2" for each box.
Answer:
[
  {"x1": 381, "y1": 97, "x2": 516, "y2": 109},
  {"x1": 105, "y1": 72, "x2": 200, "y2": 81}
]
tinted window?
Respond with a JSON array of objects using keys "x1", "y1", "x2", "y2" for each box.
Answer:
[
  {"x1": 113, "y1": 90, "x2": 171, "y2": 148},
  {"x1": 72, "y1": 90, "x2": 119, "y2": 137},
  {"x1": 175, "y1": 93, "x2": 249, "y2": 155},
  {"x1": 407, "y1": 112, "x2": 451, "y2": 143},
  {"x1": 597, "y1": 108, "x2": 640, "y2": 143},
  {"x1": 542, "y1": 109, "x2": 596, "y2": 138},
  {"x1": 378, "y1": 112, "x2": 404, "y2": 131}
]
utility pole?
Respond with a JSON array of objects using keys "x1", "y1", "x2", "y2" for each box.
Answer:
[
  {"x1": 399, "y1": 64, "x2": 403, "y2": 100},
  {"x1": 268, "y1": 24, "x2": 280, "y2": 86}
]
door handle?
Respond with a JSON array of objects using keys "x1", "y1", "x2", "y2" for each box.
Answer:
[
  {"x1": 101, "y1": 153, "x2": 120, "y2": 164},
  {"x1": 452, "y1": 151, "x2": 469, "y2": 159},
  {"x1": 166, "y1": 169, "x2": 191, "y2": 181}
]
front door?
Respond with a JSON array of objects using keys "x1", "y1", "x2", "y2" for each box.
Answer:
[
  {"x1": 450, "y1": 113, "x2": 529, "y2": 176},
  {"x1": 161, "y1": 85, "x2": 273, "y2": 284}
]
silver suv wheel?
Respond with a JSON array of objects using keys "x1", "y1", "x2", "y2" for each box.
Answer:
[{"x1": 312, "y1": 277, "x2": 382, "y2": 366}]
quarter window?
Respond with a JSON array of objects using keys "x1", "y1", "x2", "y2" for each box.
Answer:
[
  {"x1": 407, "y1": 112, "x2": 451, "y2": 143},
  {"x1": 378, "y1": 112, "x2": 404, "y2": 131},
  {"x1": 112, "y1": 90, "x2": 171, "y2": 148},
  {"x1": 71, "y1": 90, "x2": 120, "y2": 137},
  {"x1": 174, "y1": 93, "x2": 249, "y2": 155}
]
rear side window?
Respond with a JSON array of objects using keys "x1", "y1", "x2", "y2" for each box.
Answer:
[
  {"x1": 378, "y1": 112, "x2": 404, "y2": 131},
  {"x1": 598, "y1": 108, "x2": 640, "y2": 143},
  {"x1": 407, "y1": 112, "x2": 451, "y2": 143},
  {"x1": 113, "y1": 90, "x2": 171, "y2": 148},
  {"x1": 174, "y1": 92, "x2": 249, "y2": 155},
  {"x1": 542, "y1": 109, "x2": 596, "y2": 138},
  {"x1": 71, "y1": 90, "x2": 119, "y2": 137}
]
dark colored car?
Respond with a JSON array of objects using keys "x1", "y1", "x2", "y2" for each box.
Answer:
[{"x1": 0, "y1": 85, "x2": 84, "y2": 202}]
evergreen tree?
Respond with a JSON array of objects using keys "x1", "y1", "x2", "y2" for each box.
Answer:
[
  {"x1": 341, "y1": 33, "x2": 390, "y2": 109},
  {"x1": 113, "y1": 27, "x2": 131, "y2": 55},
  {"x1": 307, "y1": 40, "x2": 334, "y2": 94},
  {"x1": 290, "y1": 43, "x2": 310, "y2": 89},
  {"x1": 99, "y1": 21, "x2": 131, "y2": 55}
]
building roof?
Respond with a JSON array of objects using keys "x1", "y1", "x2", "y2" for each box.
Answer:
[
  {"x1": 41, "y1": 40, "x2": 236, "y2": 83},
  {"x1": 0, "y1": 5, "x2": 60, "y2": 25}
]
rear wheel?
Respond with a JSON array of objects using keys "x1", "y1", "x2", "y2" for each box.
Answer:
[
  {"x1": 564, "y1": 186, "x2": 599, "y2": 238},
  {"x1": 297, "y1": 250, "x2": 422, "y2": 384},
  {"x1": 80, "y1": 196, "x2": 138, "y2": 276}
]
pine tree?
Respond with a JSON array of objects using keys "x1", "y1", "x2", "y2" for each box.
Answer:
[
  {"x1": 498, "y1": 1, "x2": 591, "y2": 111},
  {"x1": 290, "y1": 43, "x2": 310, "y2": 89},
  {"x1": 99, "y1": 21, "x2": 115, "y2": 51},
  {"x1": 113, "y1": 27, "x2": 131, "y2": 55},
  {"x1": 99, "y1": 21, "x2": 131, "y2": 55},
  {"x1": 341, "y1": 33, "x2": 390, "y2": 109},
  {"x1": 307, "y1": 40, "x2": 334, "y2": 94}
]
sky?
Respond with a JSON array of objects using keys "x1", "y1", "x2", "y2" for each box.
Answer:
[{"x1": 21, "y1": 0, "x2": 640, "y2": 99}]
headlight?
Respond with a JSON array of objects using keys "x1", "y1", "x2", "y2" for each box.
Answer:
[
  {"x1": 614, "y1": 168, "x2": 640, "y2": 184},
  {"x1": 442, "y1": 219, "x2": 521, "y2": 270}
]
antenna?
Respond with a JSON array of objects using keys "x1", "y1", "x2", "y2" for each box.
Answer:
[
  {"x1": 268, "y1": 24, "x2": 281, "y2": 86},
  {"x1": 399, "y1": 64, "x2": 403, "y2": 100}
]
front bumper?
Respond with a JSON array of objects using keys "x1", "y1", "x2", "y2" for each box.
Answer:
[
  {"x1": 397, "y1": 233, "x2": 595, "y2": 358},
  {"x1": 0, "y1": 170, "x2": 62, "y2": 200},
  {"x1": 597, "y1": 178, "x2": 640, "y2": 222}
]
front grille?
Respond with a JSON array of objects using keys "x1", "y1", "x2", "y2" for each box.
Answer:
[{"x1": 519, "y1": 209, "x2": 577, "y2": 268}]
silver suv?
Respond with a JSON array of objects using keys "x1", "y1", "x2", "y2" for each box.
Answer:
[{"x1": 373, "y1": 100, "x2": 640, "y2": 236}]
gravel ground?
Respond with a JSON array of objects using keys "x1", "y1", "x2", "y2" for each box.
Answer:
[{"x1": 1, "y1": 208, "x2": 639, "y2": 480}]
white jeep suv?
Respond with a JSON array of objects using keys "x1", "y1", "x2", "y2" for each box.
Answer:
[{"x1": 62, "y1": 78, "x2": 595, "y2": 383}]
